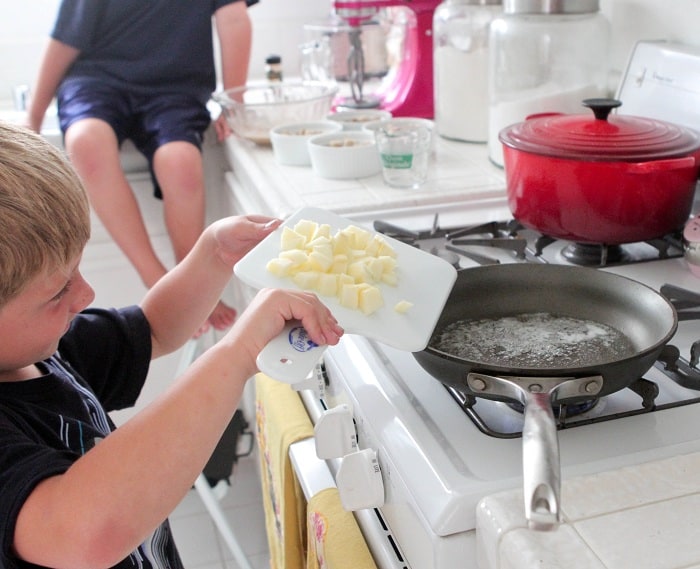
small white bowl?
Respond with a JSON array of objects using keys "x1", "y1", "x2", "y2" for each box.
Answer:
[
  {"x1": 270, "y1": 121, "x2": 342, "y2": 166},
  {"x1": 308, "y1": 131, "x2": 381, "y2": 179},
  {"x1": 326, "y1": 109, "x2": 393, "y2": 131}
]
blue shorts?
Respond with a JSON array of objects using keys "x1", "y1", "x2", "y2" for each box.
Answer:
[{"x1": 56, "y1": 77, "x2": 212, "y2": 198}]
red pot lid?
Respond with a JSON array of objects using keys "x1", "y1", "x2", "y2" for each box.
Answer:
[{"x1": 499, "y1": 98, "x2": 700, "y2": 161}]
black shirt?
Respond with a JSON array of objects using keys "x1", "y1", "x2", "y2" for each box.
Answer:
[{"x1": 0, "y1": 306, "x2": 184, "y2": 569}]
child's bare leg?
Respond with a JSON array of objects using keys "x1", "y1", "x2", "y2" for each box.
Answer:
[
  {"x1": 153, "y1": 141, "x2": 237, "y2": 332},
  {"x1": 64, "y1": 119, "x2": 168, "y2": 288}
]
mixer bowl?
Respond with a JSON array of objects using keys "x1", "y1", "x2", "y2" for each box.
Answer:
[{"x1": 214, "y1": 81, "x2": 339, "y2": 145}]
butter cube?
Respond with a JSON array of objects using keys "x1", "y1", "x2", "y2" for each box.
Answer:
[
  {"x1": 293, "y1": 220, "x2": 318, "y2": 242},
  {"x1": 339, "y1": 283, "x2": 361, "y2": 310},
  {"x1": 316, "y1": 273, "x2": 338, "y2": 297},
  {"x1": 279, "y1": 249, "x2": 309, "y2": 268},
  {"x1": 266, "y1": 257, "x2": 294, "y2": 277},
  {"x1": 280, "y1": 227, "x2": 306, "y2": 251},
  {"x1": 394, "y1": 300, "x2": 413, "y2": 314},
  {"x1": 292, "y1": 270, "x2": 320, "y2": 290},
  {"x1": 312, "y1": 223, "x2": 332, "y2": 241},
  {"x1": 330, "y1": 254, "x2": 349, "y2": 274},
  {"x1": 308, "y1": 250, "x2": 333, "y2": 272},
  {"x1": 359, "y1": 285, "x2": 384, "y2": 315}
]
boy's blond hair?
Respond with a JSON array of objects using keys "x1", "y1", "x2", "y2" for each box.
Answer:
[{"x1": 0, "y1": 121, "x2": 90, "y2": 306}]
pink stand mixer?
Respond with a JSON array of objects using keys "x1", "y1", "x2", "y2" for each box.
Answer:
[{"x1": 333, "y1": 0, "x2": 440, "y2": 118}]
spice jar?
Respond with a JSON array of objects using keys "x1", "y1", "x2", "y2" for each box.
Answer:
[
  {"x1": 487, "y1": 0, "x2": 610, "y2": 166},
  {"x1": 265, "y1": 54, "x2": 283, "y2": 82},
  {"x1": 433, "y1": 0, "x2": 502, "y2": 143}
]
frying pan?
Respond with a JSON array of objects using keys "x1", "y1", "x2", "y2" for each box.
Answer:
[
  {"x1": 235, "y1": 207, "x2": 458, "y2": 383},
  {"x1": 413, "y1": 264, "x2": 677, "y2": 530}
]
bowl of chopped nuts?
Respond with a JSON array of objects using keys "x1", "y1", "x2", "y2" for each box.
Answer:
[
  {"x1": 270, "y1": 121, "x2": 342, "y2": 166},
  {"x1": 308, "y1": 131, "x2": 381, "y2": 179}
]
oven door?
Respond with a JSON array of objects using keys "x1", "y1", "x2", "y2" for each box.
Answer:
[{"x1": 294, "y1": 390, "x2": 411, "y2": 569}]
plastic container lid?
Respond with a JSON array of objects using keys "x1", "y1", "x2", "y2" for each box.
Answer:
[{"x1": 499, "y1": 98, "x2": 700, "y2": 161}]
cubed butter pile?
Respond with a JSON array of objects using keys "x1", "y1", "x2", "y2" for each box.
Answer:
[{"x1": 266, "y1": 219, "x2": 414, "y2": 315}]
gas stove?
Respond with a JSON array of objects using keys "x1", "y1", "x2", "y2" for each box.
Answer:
[{"x1": 297, "y1": 201, "x2": 700, "y2": 569}]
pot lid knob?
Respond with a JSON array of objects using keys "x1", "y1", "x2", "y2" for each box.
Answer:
[{"x1": 582, "y1": 98, "x2": 622, "y2": 121}]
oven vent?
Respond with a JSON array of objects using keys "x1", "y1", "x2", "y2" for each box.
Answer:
[{"x1": 371, "y1": 508, "x2": 410, "y2": 569}]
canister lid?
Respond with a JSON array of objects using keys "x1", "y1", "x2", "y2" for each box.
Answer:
[
  {"x1": 503, "y1": 0, "x2": 599, "y2": 14},
  {"x1": 499, "y1": 98, "x2": 700, "y2": 161}
]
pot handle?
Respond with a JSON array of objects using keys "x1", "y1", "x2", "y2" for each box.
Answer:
[{"x1": 625, "y1": 156, "x2": 695, "y2": 174}]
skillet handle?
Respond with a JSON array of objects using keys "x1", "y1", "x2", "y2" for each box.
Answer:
[{"x1": 522, "y1": 390, "x2": 561, "y2": 531}]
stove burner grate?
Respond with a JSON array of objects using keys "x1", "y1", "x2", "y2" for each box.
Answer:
[
  {"x1": 373, "y1": 215, "x2": 686, "y2": 267},
  {"x1": 559, "y1": 234, "x2": 685, "y2": 267}
]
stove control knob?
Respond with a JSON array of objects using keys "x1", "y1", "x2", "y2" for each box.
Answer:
[
  {"x1": 314, "y1": 404, "x2": 357, "y2": 459},
  {"x1": 336, "y1": 448, "x2": 385, "y2": 511}
]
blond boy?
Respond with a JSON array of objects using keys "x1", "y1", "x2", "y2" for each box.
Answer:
[{"x1": 0, "y1": 122, "x2": 342, "y2": 569}]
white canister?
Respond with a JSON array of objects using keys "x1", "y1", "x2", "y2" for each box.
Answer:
[
  {"x1": 487, "y1": 0, "x2": 610, "y2": 166},
  {"x1": 433, "y1": 0, "x2": 502, "y2": 143}
]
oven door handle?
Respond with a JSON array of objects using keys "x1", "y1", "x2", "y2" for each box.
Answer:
[{"x1": 289, "y1": 437, "x2": 337, "y2": 501}]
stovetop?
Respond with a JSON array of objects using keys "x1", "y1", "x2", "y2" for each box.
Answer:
[
  {"x1": 371, "y1": 214, "x2": 700, "y2": 429},
  {"x1": 314, "y1": 207, "x2": 700, "y2": 539}
]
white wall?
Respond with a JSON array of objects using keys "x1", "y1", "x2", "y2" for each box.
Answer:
[
  {"x1": 0, "y1": 0, "x2": 331, "y2": 108},
  {"x1": 1, "y1": 0, "x2": 699, "y2": 108},
  {"x1": 0, "y1": 1, "x2": 59, "y2": 106},
  {"x1": 599, "y1": 0, "x2": 700, "y2": 86}
]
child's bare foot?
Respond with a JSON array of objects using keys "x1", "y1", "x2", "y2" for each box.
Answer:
[
  {"x1": 192, "y1": 301, "x2": 236, "y2": 338},
  {"x1": 208, "y1": 300, "x2": 237, "y2": 331}
]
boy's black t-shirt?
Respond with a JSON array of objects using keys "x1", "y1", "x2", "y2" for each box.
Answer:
[{"x1": 0, "y1": 306, "x2": 184, "y2": 569}]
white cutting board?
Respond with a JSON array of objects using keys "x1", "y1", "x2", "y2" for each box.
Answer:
[{"x1": 234, "y1": 206, "x2": 458, "y2": 383}]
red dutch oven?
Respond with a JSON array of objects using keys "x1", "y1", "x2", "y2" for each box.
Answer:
[{"x1": 499, "y1": 98, "x2": 700, "y2": 244}]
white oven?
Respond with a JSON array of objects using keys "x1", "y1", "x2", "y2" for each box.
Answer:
[{"x1": 289, "y1": 198, "x2": 700, "y2": 568}]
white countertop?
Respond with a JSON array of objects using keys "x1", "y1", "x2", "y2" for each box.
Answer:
[
  {"x1": 477, "y1": 450, "x2": 700, "y2": 569},
  {"x1": 222, "y1": 132, "x2": 508, "y2": 220}
]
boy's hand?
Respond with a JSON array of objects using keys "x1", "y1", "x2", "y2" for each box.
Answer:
[
  {"x1": 211, "y1": 215, "x2": 282, "y2": 267},
  {"x1": 226, "y1": 288, "x2": 344, "y2": 375}
]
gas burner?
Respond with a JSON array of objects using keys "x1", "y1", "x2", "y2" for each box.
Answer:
[
  {"x1": 556, "y1": 234, "x2": 686, "y2": 267},
  {"x1": 561, "y1": 243, "x2": 628, "y2": 266},
  {"x1": 373, "y1": 214, "x2": 686, "y2": 268},
  {"x1": 428, "y1": 282, "x2": 700, "y2": 438},
  {"x1": 444, "y1": 377, "x2": 665, "y2": 439},
  {"x1": 506, "y1": 398, "x2": 599, "y2": 418}
]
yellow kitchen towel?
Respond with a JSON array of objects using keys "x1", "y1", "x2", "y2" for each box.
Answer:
[
  {"x1": 306, "y1": 487, "x2": 378, "y2": 569},
  {"x1": 255, "y1": 374, "x2": 313, "y2": 569}
]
